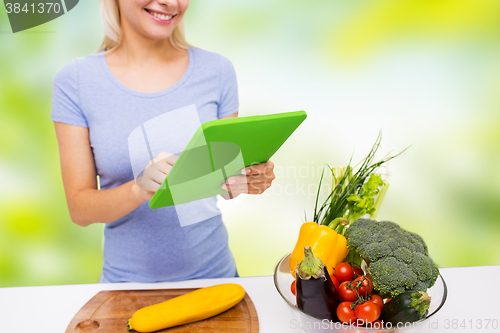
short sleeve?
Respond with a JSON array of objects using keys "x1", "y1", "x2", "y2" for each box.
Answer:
[
  {"x1": 51, "y1": 59, "x2": 88, "y2": 127},
  {"x1": 217, "y1": 55, "x2": 239, "y2": 118}
]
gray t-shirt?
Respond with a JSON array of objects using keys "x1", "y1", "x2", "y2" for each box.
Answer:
[{"x1": 51, "y1": 48, "x2": 238, "y2": 282}]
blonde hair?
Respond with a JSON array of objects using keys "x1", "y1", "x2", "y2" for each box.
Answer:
[{"x1": 98, "y1": 0, "x2": 192, "y2": 51}]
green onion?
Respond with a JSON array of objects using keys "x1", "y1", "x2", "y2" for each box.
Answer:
[{"x1": 312, "y1": 133, "x2": 406, "y2": 231}]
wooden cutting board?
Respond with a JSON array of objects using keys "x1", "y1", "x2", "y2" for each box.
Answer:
[{"x1": 65, "y1": 288, "x2": 259, "y2": 333}]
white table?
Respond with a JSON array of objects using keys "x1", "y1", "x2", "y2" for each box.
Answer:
[{"x1": 0, "y1": 266, "x2": 499, "y2": 333}]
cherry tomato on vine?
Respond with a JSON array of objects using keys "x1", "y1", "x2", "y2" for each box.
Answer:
[
  {"x1": 355, "y1": 301, "x2": 381, "y2": 323},
  {"x1": 329, "y1": 274, "x2": 340, "y2": 291},
  {"x1": 338, "y1": 281, "x2": 357, "y2": 301},
  {"x1": 353, "y1": 276, "x2": 373, "y2": 296},
  {"x1": 370, "y1": 294, "x2": 384, "y2": 310},
  {"x1": 291, "y1": 280, "x2": 296, "y2": 295},
  {"x1": 334, "y1": 263, "x2": 354, "y2": 283},
  {"x1": 336, "y1": 301, "x2": 357, "y2": 324},
  {"x1": 353, "y1": 265, "x2": 364, "y2": 277}
]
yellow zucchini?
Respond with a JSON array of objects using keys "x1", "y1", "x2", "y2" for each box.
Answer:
[{"x1": 127, "y1": 283, "x2": 246, "y2": 332}]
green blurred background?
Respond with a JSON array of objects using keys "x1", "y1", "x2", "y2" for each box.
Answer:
[{"x1": 1, "y1": 0, "x2": 499, "y2": 288}]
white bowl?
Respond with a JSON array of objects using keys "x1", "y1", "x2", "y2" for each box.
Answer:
[{"x1": 274, "y1": 254, "x2": 447, "y2": 333}]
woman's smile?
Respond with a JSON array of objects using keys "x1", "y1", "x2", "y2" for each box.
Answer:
[{"x1": 144, "y1": 8, "x2": 177, "y2": 24}]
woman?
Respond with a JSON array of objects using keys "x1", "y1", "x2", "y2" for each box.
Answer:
[{"x1": 51, "y1": 0, "x2": 275, "y2": 283}]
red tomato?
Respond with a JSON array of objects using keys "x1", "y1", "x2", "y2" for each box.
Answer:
[
  {"x1": 355, "y1": 301, "x2": 381, "y2": 323},
  {"x1": 353, "y1": 276, "x2": 373, "y2": 296},
  {"x1": 329, "y1": 274, "x2": 340, "y2": 291},
  {"x1": 370, "y1": 294, "x2": 384, "y2": 310},
  {"x1": 338, "y1": 281, "x2": 357, "y2": 301},
  {"x1": 336, "y1": 301, "x2": 357, "y2": 324},
  {"x1": 353, "y1": 266, "x2": 364, "y2": 277},
  {"x1": 334, "y1": 263, "x2": 354, "y2": 283},
  {"x1": 291, "y1": 280, "x2": 296, "y2": 296}
]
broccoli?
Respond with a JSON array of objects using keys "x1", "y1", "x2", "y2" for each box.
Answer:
[{"x1": 345, "y1": 219, "x2": 439, "y2": 298}]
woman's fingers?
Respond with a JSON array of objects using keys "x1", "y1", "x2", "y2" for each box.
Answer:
[
  {"x1": 224, "y1": 175, "x2": 249, "y2": 185},
  {"x1": 139, "y1": 152, "x2": 177, "y2": 190},
  {"x1": 241, "y1": 160, "x2": 275, "y2": 176},
  {"x1": 136, "y1": 176, "x2": 161, "y2": 191},
  {"x1": 160, "y1": 154, "x2": 179, "y2": 167},
  {"x1": 148, "y1": 152, "x2": 178, "y2": 168},
  {"x1": 148, "y1": 166, "x2": 169, "y2": 185},
  {"x1": 220, "y1": 184, "x2": 262, "y2": 199},
  {"x1": 241, "y1": 161, "x2": 276, "y2": 184},
  {"x1": 221, "y1": 160, "x2": 275, "y2": 198},
  {"x1": 228, "y1": 183, "x2": 271, "y2": 193},
  {"x1": 154, "y1": 159, "x2": 174, "y2": 175},
  {"x1": 153, "y1": 152, "x2": 174, "y2": 163},
  {"x1": 221, "y1": 187, "x2": 270, "y2": 199},
  {"x1": 134, "y1": 152, "x2": 179, "y2": 201},
  {"x1": 139, "y1": 160, "x2": 173, "y2": 191},
  {"x1": 222, "y1": 180, "x2": 272, "y2": 193}
]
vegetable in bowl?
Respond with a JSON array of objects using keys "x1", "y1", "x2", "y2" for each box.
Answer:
[
  {"x1": 279, "y1": 134, "x2": 447, "y2": 330},
  {"x1": 380, "y1": 291, "x2": 431, "y2": 325},
  {"x1": 345, "y1": 219, "x2": 439, "y2": 298},
  {"x1": 296, "y1": 246, "x2": 340, "y2": 321},
  {"x1": 274, "y1": 253, "x2": 448, "y2": 332}
]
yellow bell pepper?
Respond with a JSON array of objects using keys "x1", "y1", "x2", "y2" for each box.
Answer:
[{"x1": 289, "y1": 222, "x2": 349, "y2": 277}]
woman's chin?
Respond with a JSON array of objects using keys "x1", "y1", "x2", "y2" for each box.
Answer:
[{"x1": 140, "y1": 28, "x2": 176, "y2": 42}]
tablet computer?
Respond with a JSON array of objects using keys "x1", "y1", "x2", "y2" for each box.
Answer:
[{"x1": 149, "y1": 110, "x2": 307, "y2": 209}]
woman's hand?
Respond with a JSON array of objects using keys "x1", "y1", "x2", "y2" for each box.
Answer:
[
  {"x1": 55, "y1": 124, "x2": 178, "y2": 226},
  {"x1": 221, "y1": 160, "x2": 276, "y2": 199},
  {"x1": 132, "y1": 152, "x2": 178, "y2": 201}
]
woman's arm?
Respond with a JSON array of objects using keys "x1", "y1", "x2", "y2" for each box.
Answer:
[{"x1": 54, "y1": 122, "x2": 158, "y2": 227}]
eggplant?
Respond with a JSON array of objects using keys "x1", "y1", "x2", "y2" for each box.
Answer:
[
  {"x1": 380, "y1": 291, "x2": 431, "y2": 325},
  {"x1": 296, "y1": 246, "x2": 339, "y2": 321}
]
